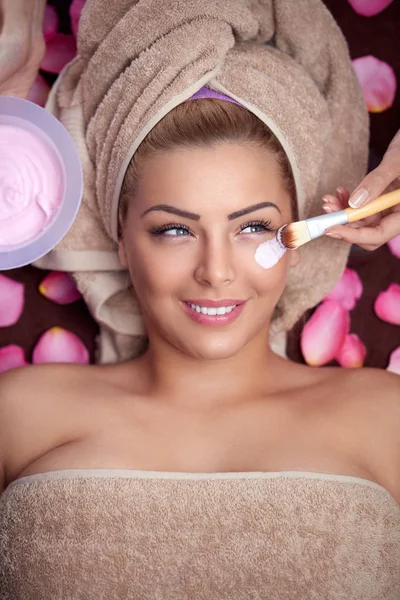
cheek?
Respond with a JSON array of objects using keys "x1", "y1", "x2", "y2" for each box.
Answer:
[
  {"x1": 254, "y1": 256, "x2": 289, "y2": 298},
  {"x1": 247, "y1": 249, "x2": 289, "y2": 298},
  {"x1": 125, "y1": 237, "x2": 189, "y2": 296}
]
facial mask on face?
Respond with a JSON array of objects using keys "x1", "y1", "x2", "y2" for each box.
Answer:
[{"x1": 254, "y1": 235, "x2": 287, "y2": 269}]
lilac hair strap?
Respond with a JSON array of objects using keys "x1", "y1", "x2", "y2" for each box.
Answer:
[{"x1": 187, "y1": 86, "x2": 242, "y2": 107}]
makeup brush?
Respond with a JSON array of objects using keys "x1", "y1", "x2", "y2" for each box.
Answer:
[{"x1": 279, "y1": 189, "x2": 400, "y2": 250}]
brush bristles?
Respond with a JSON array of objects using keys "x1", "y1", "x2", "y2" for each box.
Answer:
[{"x1": 280, "y1": 221, "x2": 311, "y2": 249}]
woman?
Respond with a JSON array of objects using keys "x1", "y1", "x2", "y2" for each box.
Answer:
[
  {"x1": 1, "y1": 94, "x2": 400, "y2": 599},
  {"x1": 0, "y1": 0, "x2": 399, "y2": 598}
]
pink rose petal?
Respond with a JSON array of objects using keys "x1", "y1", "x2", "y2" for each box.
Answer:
[
  {"x1": 27, "y1": 74, "x2": 50, "y2": 107},
  {"x1": 352, "y1": 56, "x2": 397, "y2": 113},
  {"x1": 335, "y1": 334, "x2": 367, "y2": 368},
  {"x1": 39, "y1": 271, "x2": 82, "y2": 305},
  {"x1": 324, "y1": 268, "x2": 363, "y2": 311},
  {"x1": 0, "y1": 345, "x2": 28, "y2": 374},
  {"x1": 387, "y1": 346, "x2": 400, "y2": 375},
  {"x1": 388, "y1": 234, "x2": 400, "y2": 259},
  {"x1": 374, "y1": 284, "x2": 400, "y2": 325},
  {"x1": 347, "y1": 0, "x2": 394, "y2": 17},
  {"x1": 43, "y1": 5, "x2": 59, "y2": 42},
  {"x1": 33, "y1": 327, "x2": 89, "y2": 364},
  {"x1": 301, "y1": 299, "x2": 351, "y2": 367},
  {"x1": 40, "y1": 33, "x2": 77, "y2": 74},
  {"x1": 70, "y1": 0, "x2": 87, "y2": 38},
  {"x1": 0, "y1": 275, "x2": 24, "y2": 327}
]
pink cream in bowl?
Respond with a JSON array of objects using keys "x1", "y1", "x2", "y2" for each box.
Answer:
[{"x1": 0, "y1": 96, "x2": 82, "y2": 270}]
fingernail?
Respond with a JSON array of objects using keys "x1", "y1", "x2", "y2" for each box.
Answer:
[
  {"x1": 322, "y1": 205, "x2": 332, "y2": 213},
  {"x1": 322, "y1": 196, "x2": 330, "y2": 203},
  {"x1": 325, "y1": 232, "x2": 342, "y2": 239},
  {"x1": 349, "y1": 187, "x2": 369, "y2": 209}
]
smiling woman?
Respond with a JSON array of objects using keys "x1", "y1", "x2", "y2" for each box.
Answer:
[
  {"x1": 117, "y1": 97, "x2": 299, "y2": 360},
  {"x1": 0, "y1": 0, "x2": 400, "y2": 598}
]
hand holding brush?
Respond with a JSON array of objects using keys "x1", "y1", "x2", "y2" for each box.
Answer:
[
  {"x1": 322, "y1": 130, "x2": 400, "y2": 251},
  {"x1": 279, "y1": 188, "x2": 400, "y2": 250}
]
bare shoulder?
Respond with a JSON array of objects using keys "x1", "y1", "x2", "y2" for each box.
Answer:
[
  {"x1": 325, "y1": 367, "x2": 400, "y2": 436},
  {"x1": 0, "y1": 363, "x2": 107, "y2": 490},
  {"x1": 334, "y1": 367, "x2": 400, "y2": 501},
  {"x1": 0, "y1": 362, "x2": 103, "y2": 415},
  {"x1": 340, "y1": 367, "x2": 400, "y2": 408}
]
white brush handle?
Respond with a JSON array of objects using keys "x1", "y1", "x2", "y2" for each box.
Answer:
[
  {"x1": 306, "y1": 189, "x2": 400, "y2": 239},
  {"x1": 305, "y1": 210, "x2": 348, "y2": 239}
]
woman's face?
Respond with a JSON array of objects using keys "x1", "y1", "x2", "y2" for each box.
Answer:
[{"x1": 119, "y1": 142, "x2": 299, "y2": 359}]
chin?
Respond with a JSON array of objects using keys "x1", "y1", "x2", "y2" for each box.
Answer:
[{"x1": 177, "y1": 335, "x2": 248, "y2": 361}]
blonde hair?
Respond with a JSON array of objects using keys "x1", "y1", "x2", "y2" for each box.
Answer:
[{"x1": 119, "y1": 99, "x2": 296, "y2": 231}]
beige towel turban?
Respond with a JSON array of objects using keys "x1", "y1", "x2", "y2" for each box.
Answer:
[{"x1": 35, "y1": 0, "x2": 369, "y2": 363}]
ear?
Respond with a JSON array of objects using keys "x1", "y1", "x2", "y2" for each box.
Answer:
[
  {"x1": 118, "y1": 238, "x2": 128, "y2": 268},
  {"x1": 289, "y1": 248, "x2": 300, "y2": 268}
]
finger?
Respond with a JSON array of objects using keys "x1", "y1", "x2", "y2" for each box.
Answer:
[
  {"x1": 0, "y1": 39, "x2": 26, "y2": 79},
  {"x1": 325, "y1": 212, "x2": 400, "y2": 249},
  {"x1": 2, "y1": 0, "x2": 46, "y2": 41},
  {"x1": 348, "y1": 131, "x2": 400, "y2": 208},
  {"x1": 322, "y1": 201, "x2": 341, "y2": 214},
  {"x1": 322, "y1": 194, "x2": 345, "y2": 212},
  {"x1": 336, "y1": 187, "x2": 350, "y2": 205}
]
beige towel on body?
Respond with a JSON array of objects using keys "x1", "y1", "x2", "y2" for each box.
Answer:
[
  {"x1": 0, "y1": 470, "x2": 399, "y2": 599},
  {"x1": 34, "y1": 0, "x2": 369, "y2": 363}
]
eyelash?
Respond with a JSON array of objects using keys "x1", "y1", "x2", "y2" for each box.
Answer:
[
  {"x1": 240, "y1": 219, "x2": 274, "y2": 234},
  {"x1": 149, "y1": 219, "x2": 275, "y2": 237},
  {"x1": 149, "y1": 223, "x2": 192, "y2": 236}
]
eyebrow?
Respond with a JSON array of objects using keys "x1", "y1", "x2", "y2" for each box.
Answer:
[
  {"x1": 141, "y1": 201, "x2": 281, "y2": 220},
  {"x1": 228, "y1": 202, "x2": 281, "y2": 219}
]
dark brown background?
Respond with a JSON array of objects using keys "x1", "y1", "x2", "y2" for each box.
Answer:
[{"x1": 1, "y1": 0, "x2": 399, "y2": 367}]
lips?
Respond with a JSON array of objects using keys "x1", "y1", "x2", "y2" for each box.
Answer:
[
  {"x1": 181, "y1": 299, "x2": 246, "y2": 326},
  {"x1": 184, "y1": 299, "x2": 246, "y2": 308}
]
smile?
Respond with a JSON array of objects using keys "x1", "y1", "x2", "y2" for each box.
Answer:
[
  {"x1": 188, "y1": 303, "x2": 236, "y2": 315},
  {"x1": 182, "y1": 299, "x2": 246, "y2": 326}
]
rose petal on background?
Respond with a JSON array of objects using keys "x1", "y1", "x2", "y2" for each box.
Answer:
[
  {"x1": 352, "y1": 56, "x2": 397, "y2": 113},
  {"x1": 301, "y1": 299, "x2": 350, "y2": 366},
  {"x1": 0, "y1": 345, "x2": 28, "y2": 374},
  {"x1": 388, "y1": 234, "x2": 400, "y2": 259},
  {"x1": 324, "y1": 268, "x2": 363, "y2": 311},
  {"x1": 43, "y1": 4, "x2": 59, "y2": 42},
  {"x1": 70, "y1": 0, "x2": 87, "y2": 38},
  {"x1": 39, "y1": 271, "x2": 82, "y2": 305},
  {"x1": 40, "y1": 33, "x2": 77, "y2": 74},
  {"x1": 374, "y1": 283, "x2": 400, "y2": 325},
  {"x1": 0, "y1": 275, "x2": 24, "y2": 327},
  {"x1": 335, "y1": 333, "x2": 367, "y2": 368},
  {"x1": 387, "y1": 346, "x2": 400, "y2": 375},
  {"x1": 33, "y1": 327, "x2": 89, "y2": 364},
  {"x1": 27, "y1": 74, "x2": 50, "y2": 107},
  {"x1": 347, "y1": 0, "x2": 393, "y2": 17}
]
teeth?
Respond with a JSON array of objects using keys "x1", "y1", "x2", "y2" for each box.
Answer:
[{"x1": 189, "y1": 303, "x2": 237, "y2": 316}]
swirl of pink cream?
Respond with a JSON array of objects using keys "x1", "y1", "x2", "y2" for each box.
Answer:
[{"x1": 0, "y1": 124, "x2": 63, "y2": 246}]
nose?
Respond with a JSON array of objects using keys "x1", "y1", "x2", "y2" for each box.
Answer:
[{"x1": 194, "y1": 237, "x2": 236, "y2": 287}]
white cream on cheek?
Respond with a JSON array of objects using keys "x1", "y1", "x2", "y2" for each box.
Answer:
[{"x1": 254, "y1": 235, "x2": 287, "y2": 269}]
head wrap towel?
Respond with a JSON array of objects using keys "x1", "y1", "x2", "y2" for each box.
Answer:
[{"x1": 35, "y1": 0, "x2": 369, "y2": 363}]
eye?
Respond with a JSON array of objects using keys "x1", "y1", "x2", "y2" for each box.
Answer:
[
  {"x1": 239, "y1": 219, "x2": 274, "y2": 234},
  {"x1": 149, "y1": 223, "x2": 193, "y2": 237}
]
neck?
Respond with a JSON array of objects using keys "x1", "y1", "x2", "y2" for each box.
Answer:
[{"x1": 136, "y1": 332, "x2": 286, "y2": 410}]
